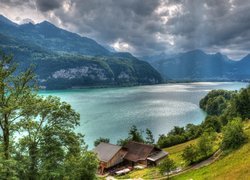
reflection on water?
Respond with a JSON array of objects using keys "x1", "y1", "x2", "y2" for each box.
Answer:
[{"x1": 39, "y1": 82, "x2": 247, "y2": 149}]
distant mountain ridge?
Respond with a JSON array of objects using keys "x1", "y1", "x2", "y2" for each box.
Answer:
[
  {"x1": 0, "y1": 15, "x2": 162, "y2": 89},
  {"x1": 141, "y1": 49, "x2": 250, "y2": 81}
]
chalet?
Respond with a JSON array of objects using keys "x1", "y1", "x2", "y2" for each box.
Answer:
[
  {"x1": 93, "y1": 142, "x2": 127, "y2": 174},
  {"x1": 124, "y1": 141, "x2": 168, "y2": 166},
  {"x1": 93, "y1": 141, "x2": 168, "y2": 174}
]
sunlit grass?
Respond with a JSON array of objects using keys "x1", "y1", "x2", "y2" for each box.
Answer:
[{"x1": 172, "y1": 120, "x2": 250, "y2": 180}]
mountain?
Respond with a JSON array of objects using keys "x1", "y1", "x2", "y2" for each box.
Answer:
[
  {"x1": 141, "y1": 50, "x2": 250, "y2": 81},
  {"x1": 0, "y1": 15, "x2": 162, "y2": 89}
]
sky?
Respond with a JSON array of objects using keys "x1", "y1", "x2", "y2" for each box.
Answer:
[{"x1": 1, "y1": 0, "x2": 250, "y2": 59}]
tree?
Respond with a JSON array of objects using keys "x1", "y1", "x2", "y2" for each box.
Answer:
[
  {"x1": 199, "y1": 90, "x2": 235, "y2": 116},
  {"x1": 14, "y1": 94, "x2": 82, "y2": 179},
  {"x1": 159, "y1": 156, "x2": 176, "y2": 178},
  {"x1": 94, "y1": 137, "x2": 110, "y2": 147},
  {"x1": 145, "y1": 128, "x2": 154, "y2": 144},
  {"x1": 0, "y1": 51, "x2": 35, "y2": 178},
  {"x1": 63, "y1": 151, "x2": 98, "y2": 180},
  {"x1": 0, "y1": 51, "x2": 98, "y2": 179},
  {"x1": 197, "y1": 132, "x2": 213, "y2": 157},
  {"x1": 128, "y1": 125, "x2": 144, "y2": 143},
  {"x1": 117, "y1": 125, "x2": 144, "y2": 146},
  {"x1": 221, "y1": 118, "x2": 247, "y2": 150},
  {"x1": 234, "y1": 88, "x2": 250, "y2": 120},
  {"x1": 202, "y1": 116, "x2": 222, "y2": 132},
  {"x1": 182, "y1": 144, "x2": 198, "y2": 165},
  {"x1": 168, "y1": 126, "x2": 185, "y2": 136},
  {"x1": 185, "y1": 124, "x2": 202, "y2": 140}
]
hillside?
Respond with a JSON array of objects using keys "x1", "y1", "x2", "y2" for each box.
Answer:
[
  {"x1": 0, "y1": 15, "x2": 162, "y2": 89},
  {"x1": 173, "y1": 121, "x2": 250, "y2": 180},
  {"x1": 142, "y1": 50, "x2": 250, "y2": 81}
]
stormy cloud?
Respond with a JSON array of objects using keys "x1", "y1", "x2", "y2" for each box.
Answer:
[{"x1": 0, "y1": 0, "x2": 250, "y2": 59}]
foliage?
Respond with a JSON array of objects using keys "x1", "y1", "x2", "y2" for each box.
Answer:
[
  {"x1": 158, "y1": 156, "x2": 176, "y2": 176},
  {"x1": 94, "y1": 137, "x2": 110, "y2": 147},
  {"x1": 157, "y1": 124, "x2": 202, "y2": 148},
  {"x1": 182, "y1": 144, "x2": 199, "y2": 165},
  {"x1": 202, "y1": 116, "x2": 222, "y2": 132},
  {"x1": 117, "y1": 125, "x2": 147, "y2": 146},
  {"x1": 199, "y1": 90, "x2": 235, "y2": 115},
  {"x1": 145, "y1": 128, "x2": 155, "y2": 144},
  {"x1": 221, "y1": 118, "x2": 247, "y2": 150},
  {"x1": 0, "y1": 52, "x2": 98, "y2": 179},
  {"x1": 172, "y1": 121, "x2": 250, "y2": 180},
  {"x1": 182, "y1": 132, "x2": 216, "y2": 165},
  {"x1": 197, "y1": 132, "x2": 214, "y2": 157},
  {"x1": 233, "y1": 87, "x2": 250, "y2": 120}
]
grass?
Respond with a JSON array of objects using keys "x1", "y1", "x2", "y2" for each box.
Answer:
[
  {"x1": 172, "y1": 120, "x2": 250, "y2": 180},
  {"x1": 164, "y1": 138, "x2": 198, "y2": 167},
  {"x1": 110, "y1": 122, "x2": 250, "y2": 179}
]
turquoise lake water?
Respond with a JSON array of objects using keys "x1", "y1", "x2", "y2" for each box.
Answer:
[{"x1": 39, "y1": 82, "x2": 248, "y2": 149}]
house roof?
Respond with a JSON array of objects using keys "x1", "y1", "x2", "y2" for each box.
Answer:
[
  {"x1": 93, "y1": 142, "x2": 123, "y2": 162},
  {"x1": 147, "y1": 150, "x2": 168, "y2": 162},
  {"x1": 124, "y1": 141, "x2": 155, "y2": 162}
]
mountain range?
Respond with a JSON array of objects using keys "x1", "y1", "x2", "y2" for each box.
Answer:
[
  {"x1": 0, "y1": 15, "x2": 162, "y2": 89},
  {"x1": 141, "y1": 50, "x2": 250, "y2": 81}
]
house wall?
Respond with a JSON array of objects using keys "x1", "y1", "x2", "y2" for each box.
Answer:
[
  {"x1": 137, "y1": 160, "x2": 148, "y2": 166},
  {"x1": 106, "y1": 149, "x2": 127, "y2": 168}
]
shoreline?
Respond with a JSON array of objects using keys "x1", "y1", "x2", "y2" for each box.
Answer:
[{"x1": 39, "y1": 80, "x2": 248, "y2": 91}]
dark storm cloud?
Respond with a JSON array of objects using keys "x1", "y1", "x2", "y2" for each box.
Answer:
[
  {"x1": 36, "y1": 0, "x2": 61, "y2": 12},
  {"x1": 1, "y1": 0, "x2": 250, "y2": 58}
]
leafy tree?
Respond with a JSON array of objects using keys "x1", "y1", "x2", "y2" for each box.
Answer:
[
  {"x1": 116, "y1": 138, "x2": 130, "y2": 146},
  {"x1": 200, "y1": 90, "x2": 235, "y2": 116},
  {"x1": 0, "y1": 51, "x2": 35, "y2": 178},
  {"x1": 63, "y1": 151, "x2": 98, "y2": 180},
  {"x1": 168, "y1": 126, "x2": 185, "y2": 136},
  {"x1": 221, "y1": 118, "x2": 247, "y2": 150},
  {"x1": 182, "y1": 144, "x2": 198, "y2": 165},
  {"x1": 117, "y1": 125, "x2": 145, "y2": 146},
  {"x1": 128, "y1": 125, "x2": 144, "y2": 143},
  {"x1": 234, "y1": 88, "x2": 250, "y2": 120},
  {"x1": 197, "y1": 132, "x2": 213, "y2": 157},
  {"x1": 16, "y1": 95, "x2": 81, "y2": 179},
  {"x1": 159, "y1": 156, "x2": 176, "y2": 178},
  {"x1": 202, "y1": 116, "x2": 222, "y2": 132},
  {"x1": 0, "y1": 51, "x2": 98, "y2": 179},
  {"x1": 185, "y1": 124, "x2": 202, "y2": 140},
  {"x1": 145, "y1": 128, "x2": 155, "y2": 144},
  {"x1": 94, "y1": 137, "x2": 110, "y2": 147}
]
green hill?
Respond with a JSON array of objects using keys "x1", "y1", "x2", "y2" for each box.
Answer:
[{"x1": 173, "y1": 121, "x2": 250, "y2": 180}]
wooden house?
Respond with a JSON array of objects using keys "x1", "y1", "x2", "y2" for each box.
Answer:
[
  {"x1": 93, "y1": 141, "x2": 168, "y2": 174},
  {"x1": 93, "y1": 142, "x2": 127, "y2": 174},
  {"x1": 123, "y1": 141, "x2": 168, "y2": 166}
]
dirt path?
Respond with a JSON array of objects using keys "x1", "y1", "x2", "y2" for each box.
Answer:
[{"x1": 156, "y1": 149, "x2": 223, "y2": 180}]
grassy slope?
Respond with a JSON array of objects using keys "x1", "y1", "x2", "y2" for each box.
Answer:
[{"x1": 173, "y1": 121, "x2": 250, "y2": 180}]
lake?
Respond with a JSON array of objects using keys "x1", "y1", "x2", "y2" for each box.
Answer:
[{"x1": 39, "y1": 82, "x2": 248, "y2": 149}]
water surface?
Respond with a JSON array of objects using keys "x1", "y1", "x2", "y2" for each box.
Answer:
[{"x1": 39, "y1": 82, "x2": 247, "y2": 149}]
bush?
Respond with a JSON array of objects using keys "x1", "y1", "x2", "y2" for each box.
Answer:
[
  {"x1": 159, "y1": 156, "x2": 176, "y2": 176},
  {"x1": 182, "y1": 144, "x2": 199, "y2": 165},
  {"x1": 221, "y1": 118, "x2": 247, "y2": 150}
]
